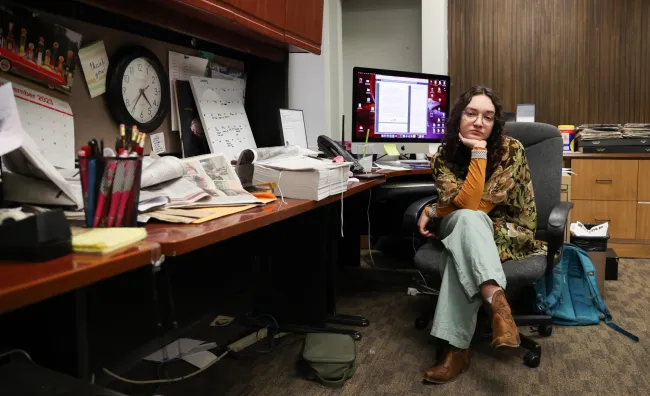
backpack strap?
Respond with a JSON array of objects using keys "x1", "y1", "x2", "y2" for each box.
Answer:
[
  {"x1": 536, "y1": 244, "x2": 570, "y2": 313},
  {"x1": 576, "y1": 248, "x2": 640, "y2": 343}
]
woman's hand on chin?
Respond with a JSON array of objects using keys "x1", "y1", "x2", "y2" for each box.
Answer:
[{"x1": 459, "y1": 134, "x2": 487, "y2": 149}]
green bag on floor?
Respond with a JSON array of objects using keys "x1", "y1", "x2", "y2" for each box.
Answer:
[{"x1": 300, "y1": 333, "x2": 356, "y2": 388}]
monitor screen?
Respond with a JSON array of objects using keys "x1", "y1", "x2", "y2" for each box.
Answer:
[{"x1": 352, "y1": 67, "x2": 450, "y2": 143}]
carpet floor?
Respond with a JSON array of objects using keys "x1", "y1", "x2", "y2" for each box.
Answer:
[{"x1": 110, "y1": 259, "x2": 650, "y2": 396}]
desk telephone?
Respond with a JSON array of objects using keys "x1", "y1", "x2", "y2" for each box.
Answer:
[{"x1": 317, "y1": 135, "x2": 364, "y2": 173}]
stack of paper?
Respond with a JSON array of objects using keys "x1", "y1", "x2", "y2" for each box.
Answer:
[{"x1": 253, "y1": 156, "x2": 350, "y2": 201}]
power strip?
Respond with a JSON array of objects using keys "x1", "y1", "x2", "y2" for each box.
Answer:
[{"x1": 227, "y1": 330, "x2": 291, "y2": 352}]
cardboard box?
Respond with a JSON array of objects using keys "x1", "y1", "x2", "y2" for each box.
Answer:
[
  {"x1": 561, "y1": 174, "x2": 572, "y2": 242},
  {"x1": 586, "y1": 251, "x2": 606, "y2": 297}
]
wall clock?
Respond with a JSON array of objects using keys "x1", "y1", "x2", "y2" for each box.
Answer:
[{"x1": 106, "y1": 46, "x2": 169, "y2": 132}]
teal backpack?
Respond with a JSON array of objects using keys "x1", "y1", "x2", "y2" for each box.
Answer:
[{"x1": 535, "y1": 243, "x2": 639, "y2": 342}]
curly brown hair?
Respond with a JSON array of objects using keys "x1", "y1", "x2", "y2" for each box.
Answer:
[{"x1": 438, "y1": 86, "x2": 506, "y2": 179}]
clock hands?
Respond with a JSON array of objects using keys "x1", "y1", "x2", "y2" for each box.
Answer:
[
  {"x1": 131, "y1": 86, "x2": 153, "y2": 114},
  {"x1": 141, "y1": 85, "x2": 153, "y2": 108},
  {"x1": 131, "y1": 90, "x2": 143, "y2": 113}
]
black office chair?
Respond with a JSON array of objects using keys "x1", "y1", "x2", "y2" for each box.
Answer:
[{"x1": 403, "y1": 122, "x2": 572, "y2": 367}]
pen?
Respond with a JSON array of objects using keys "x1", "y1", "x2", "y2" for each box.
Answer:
[{"x1": 86, "y1": 159, "x2": 97, "y2": 228}]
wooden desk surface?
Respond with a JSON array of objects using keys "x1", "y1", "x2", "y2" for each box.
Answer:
[
  {"x1": 0, "y1": 241, "x2": 161, "y2": 314},
  {"x1": 563, "y1": 152, "x2": 650, "y2": 160},
  {"x1": 375, "y1": 168, "x2": 432, "y2": 178},
  {"x1": 146, "y1": 179, "x2": 384, "y2": 256}
]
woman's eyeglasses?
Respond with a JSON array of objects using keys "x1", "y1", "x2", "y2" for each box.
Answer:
[{"x1": 463, "y1": 109, "x2": 495, "y2": 125}]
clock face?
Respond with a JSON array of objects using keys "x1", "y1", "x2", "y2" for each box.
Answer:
[{"x1": 121, "y1": 57, "x2": 163, "y2": 124}]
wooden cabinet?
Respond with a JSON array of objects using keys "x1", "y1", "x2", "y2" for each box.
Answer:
[
  {"x1": 639, "y1": 160, "x2": 650, "y2": 201},
  {"x1": 572, "y1": 160, "x2": 638, "y2": 201},
  {"x1": 221, "y1": 0, "x2": 287, "y2": 42},
  {"x1": 636, "y1": 203, "x2": 650, "y2": 241},
  {"x1": 285, "y1": 0, "x2": 325, "y2": 54},
  {"x1": 571, "y1": 200, "x2": 637, "y2": 239},
  {"x1": 564, "y1": 154, "x2": 650, "y2": 257},
  {"x1": 80, "y1": 0, "x2": 324, "y2": 59}
]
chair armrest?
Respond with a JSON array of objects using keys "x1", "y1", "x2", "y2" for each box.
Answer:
[
  {"x1": 403, "y1": 194, "x2": 438, "y2": 233},
  {"x1": 545, "y1": 201, "x2": 573, "y2": 271}
]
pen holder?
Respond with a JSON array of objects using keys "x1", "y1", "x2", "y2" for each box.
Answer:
[{"x1": 79, "y1": 156, "x2": 143, "y2": 228}]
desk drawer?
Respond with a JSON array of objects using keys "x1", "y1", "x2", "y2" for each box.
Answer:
[
  {"x1": 572, "y1": 160, "x2": 638, "y2": 201},
  {"x1": 639, "y1": 161, "x2": 650, "y2": 201},
  {"x1": 571, "y1": 200, "x2": 636, "y2": 239}
]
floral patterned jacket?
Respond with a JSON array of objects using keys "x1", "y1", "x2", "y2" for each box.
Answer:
[{"x1": 430, "y1": 136, "x2": 547, "y2": 262}]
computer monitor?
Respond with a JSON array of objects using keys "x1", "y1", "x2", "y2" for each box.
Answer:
[{"x1": 351, "y1": 66, "x2": 450, "y2": 155}]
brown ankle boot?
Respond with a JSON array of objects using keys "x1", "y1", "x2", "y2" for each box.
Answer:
[
  {"x1": 423, "y1": 347, "x2": 471, "y2": 384},
  {"x1": 490, "y1": 290, "x2": 520, "y2": 348}
]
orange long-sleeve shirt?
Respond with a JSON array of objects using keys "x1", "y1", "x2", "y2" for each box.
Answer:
[{"x1": 431, "y1": 147, "x2": 496, "y2": 217}]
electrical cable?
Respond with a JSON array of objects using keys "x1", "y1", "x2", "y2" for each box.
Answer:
[
  {"x1": 0, "y1": 349, "x2": 32, "y2": 361},
  {"x1": 102, "y1": 350, "x2": 228, "y2": 385},
  {"x1": 412, "y1": 232, "x2": 429, "y2": 288}
]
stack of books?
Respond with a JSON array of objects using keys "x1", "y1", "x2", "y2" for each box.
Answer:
[{"x1": 253, "y1": 156, "x2": 350, "y2": 201}]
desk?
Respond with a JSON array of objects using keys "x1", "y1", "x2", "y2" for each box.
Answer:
[
  {"x1": 145, "y1": 179, "x2": 383, "y2": 339},
  {"x1": 0, "y1": 241, "x2": 162, "y2": 379},
  {"x1": 0, "y1": 241, "x2": 161, "y2": 314},
  {"x1": 146, "y1": 179, "x2": 384, "y2": 256}
]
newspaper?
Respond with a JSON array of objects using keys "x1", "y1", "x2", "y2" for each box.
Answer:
[{"x1": 140, "y1": 153, "x2": 261, "y2": 210}]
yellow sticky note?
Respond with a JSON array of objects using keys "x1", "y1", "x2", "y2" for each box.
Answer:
[{"x1": 384, "y1": 143, "x2": 399, "y2": 156}]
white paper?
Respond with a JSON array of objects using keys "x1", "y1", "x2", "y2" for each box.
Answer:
[
  {"x1": 141, "y1": 156, "x2": 184, "y2": 188},
  {"x1": 2, "y1": 132, "x2": 82, "y2": 208},
  {"x1": 279, "y1": 109, "x2": 308, "y2": 148},
  {"x1": 182, "y1": 351, "x2": 217, "y2": 369},
  {"x1": 144, "y1": 338, "x2": 205, "y2": 363},
  {"x1": 0, "y1": 83, "x2": 24, "y2": 156},
  {"x1": 570, "y1": 221, "x2": 609, "y2": 237},
  {"x1": 169, "y1": 51, "x2": 209, "y2": 131},
  {"x1": 190, "y1": 76, "x2": 256, "y2": 161},
  {"x1": 375, "y1": 163, "x2": 409, "y2": 171},
  {"x1": 150, "y1": 132, "x2": 166, "y2": 154},
  {"x1": 1, "y1": 78, "x2": 75, "y2": 169}
]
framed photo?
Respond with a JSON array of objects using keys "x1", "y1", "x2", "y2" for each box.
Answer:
[
  {"x1": 278, "y1": 108, "x2": 308, "y2": 148},
  {"x1": 0, "y1": 4, "x2": 82, "y2": 95}
]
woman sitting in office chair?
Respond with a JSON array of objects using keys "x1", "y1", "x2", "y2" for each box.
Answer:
[{"x1": 417, "y1": 86, "x2": 546, "y2": 384}]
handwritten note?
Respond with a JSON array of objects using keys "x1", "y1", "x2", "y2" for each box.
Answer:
[
  {"x1": 169, "y1": 51, "x2": 209, "y2": 131},
  {"x1": 78, "y1": 41, "x2": 108, "y2": 98},
  {"x1": 190, "y1": 76, "x2": 256, "y2": 161},
  {"x1": 150, "y1": 132, "x2": 166, "y2": 154}
]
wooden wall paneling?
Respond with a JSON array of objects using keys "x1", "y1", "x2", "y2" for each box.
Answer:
[{"x1": 448, "y1": 0, "x2": 650, "y2": 127}]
